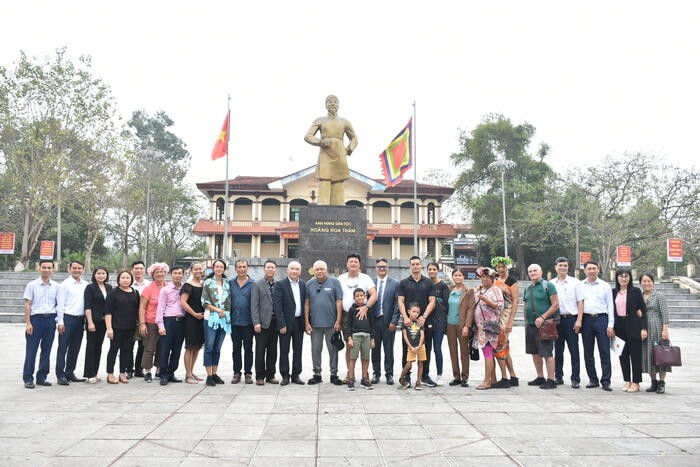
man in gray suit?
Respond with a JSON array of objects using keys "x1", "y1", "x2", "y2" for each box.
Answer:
[
  {"x1": 371, "y1": 258, "x2": 400, "y2": 385},
  {"x1": 251, "y1": 260, "x2": 279, "y2": 385}
]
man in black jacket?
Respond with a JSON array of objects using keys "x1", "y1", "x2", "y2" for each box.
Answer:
[{"x1": 273, "y1": 261, "x2": 307, "y2": 385}]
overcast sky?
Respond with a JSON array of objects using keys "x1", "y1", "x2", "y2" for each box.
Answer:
[{"x1": 3, "y1": 1, "x2": 699, "y2": 187}]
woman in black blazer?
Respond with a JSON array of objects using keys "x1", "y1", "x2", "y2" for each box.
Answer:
[
  {"x1": 612, "y1": 269, "x2": 647, "y2": 393},
  {"x1": 83, "y1": 267, "x2": 113, "y2": 383}
]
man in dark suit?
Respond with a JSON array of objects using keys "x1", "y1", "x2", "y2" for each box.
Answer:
[
  {"x1": 371, "y1": 258, "x2": 400, "y2": 385},
  {"x1": 251, "y1": 260, "x2": 279, "y2": 385},
  {"x1": 273, "y1": 260, "x2": 306, "y2": 385}
]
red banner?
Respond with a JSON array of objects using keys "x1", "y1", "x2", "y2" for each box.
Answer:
[
  {"x1": 616, "y1": 246, "x2": 632, "y2": 267},
  {"x1": 667, "y1": 238, "x2": 683, "y2": 262},
  {"x1": 39, "y1": 240, "x2": 55, "y2": 260},
  {"x1": 0, "y1": 232, "x2": 14, "y2": 254},
  {"x1": 579, "y1": 251, "x2": 592, "y2": 269}
]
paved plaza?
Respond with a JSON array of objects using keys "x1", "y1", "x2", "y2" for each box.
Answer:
[{"x1": 1, "y1": 323, "x2": 699, "y2": 466}]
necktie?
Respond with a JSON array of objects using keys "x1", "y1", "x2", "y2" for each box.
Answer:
[{"x1": 376, "y1": 280, "x2": 384, "y2": 318}]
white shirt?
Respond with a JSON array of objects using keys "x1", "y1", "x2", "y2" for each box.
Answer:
[
  {"x1": 581, "y1": 277, "x2": 614, "y2": 328},
  {"x1": 132, "y1": 278, "x2": 151, "y2": 295},
  {"x1": 337, "y1": 272, "x2": 375, "y2": 312},
  {"x1": 23, "y1": 278, "x2": 59, "y2": 315},
  {"x1": 289, "y1": 278, "x2": 302, "y2": 317},
  {"x1": 56, "y1": 276, "x2": 89, "y2": 325},
  {"x1": 551, "y1": 275, "x2": 582, "y2": 316}
]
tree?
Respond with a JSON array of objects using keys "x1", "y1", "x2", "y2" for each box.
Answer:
[
  {"x1": 420, "y1": 168, "x2": 469, "y2": 223},
  {"x1": 451, "y1": 114, "x2": 555, "y2": 276},
  {"x1": 0, "y1": 48, "x2": 120, "y2": 267}
]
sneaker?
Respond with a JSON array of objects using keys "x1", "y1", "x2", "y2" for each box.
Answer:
[
  {"x1": 449, "y1": 379, "x2": 462, "y2": 386},
  {"x1": 492, "y1": 378, "x2": 511, "y2": 389},
  {"x1": 371, "y1": 375, "x2": 380, "y2": 385},
  {"x1": 555, "y1": 378, "x2": 564, "y2": 385},
  {"x1": 144, "y1": 372, "x2": 152, "y2": 383},
  {"x1": 347, "y1": 379, "x2": 355, "y2": 391},
  {"x1": 206, "y1": 375, "x2": 216, "y2": 387},
  {"x1": 386, "y1": 376, "x2": 394, "y2": 385},
  {"x1": 399, "y1": 378, "x2": 409, "y2": 390},
  {"x1": 528, "y1": 376, "x2": 546, "y2": 386},
  {"x1": 539, "y1": 379, "x2": 557, "y2": 389},
  {"x1": 421, "y1": 376, "x2": 437, "y2": 387},
  {"x1": 509, "y1": 377, "x2": 519, "y2": 386},
  {"x1": 436, "y1": 375, "x2": 444, "y2": 386},
  {"x1": 414, "y1": 382, "x2": 423, "y2": 391},
  {"x1": 360, "y1": 378, "x2": 373, "y2": 390},
  {"x1": 330, "y1": 376, "x2": 343, "y2": 386},
  {"x1": 213, "y1": 374, "x2": 225, "y2": 385}
]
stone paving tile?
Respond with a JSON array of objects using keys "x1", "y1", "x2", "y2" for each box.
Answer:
[
  {"x1": 122, "y1": 438, "x2": 199, "y2": 457},
  {"x1": 662, "y1": 437, "x2": 700, "y2": 454},
  {"x1": 633, "y1": 423, "x2": 700, "y2": 438},
  {"x1": 146, "y1": 424, "x2": 212, "y2": 440},
  {"x1": 421, "y1": 424, "x2": 484, "y2": 439},
  {"x1": 251, "y1": 458, "x2": 316, "y2": 466},
  {"x1": 318, "y1": 439, "x2": 381, "y2": 457},
  {"x1": 256, "y1": 439, "x2": 317, "y2": 457},
  {"x1": 447, "y1": 456, "x2": 518, "y2": 466},
  {"x1": 433, "y1": 438, "x2": 505, "y2": 456},
  {"x1": 44, "y1": 457, "x2": 117, "y2": 466},
  {"x1": 370, "y1": 425, "x2": 428, "y2": 439},
  {"x1": 261, "y1": 423, "x2": 317, "y2": 440},
  {"x1": 192, "y1": 439, "x2": 258, "y2": 458},
  {"x1": 111, "y1": 458, "x2": 183, "y2": 467},
  {"x1": 319, "y1": 424, "x2": 374, "y2": 440},
  {"x1": 180, "y1": 457, "x2": 250, "y2": 466},
  {"x1": 377, "y1": 438, "x2": 440, "y2": 457},
  {"x1": 57, "y1": 438, "x2": 138, "y2": 457},
  {"x1": 317, "y1": 458, "x2": 383, "y2": 466},
  {"x1": 204, "y1": 424, "x2": 265, "y2": 440}
]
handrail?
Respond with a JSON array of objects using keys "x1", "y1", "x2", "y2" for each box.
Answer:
[{"x1": 672, "y1": 276, "x2": 700, "y2": 294}]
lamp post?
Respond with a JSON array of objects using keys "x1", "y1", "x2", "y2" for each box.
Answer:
[
  {"x1": 488, "y1": 144, "x2": 516, "y2": 258},
  {"x1": 139, "y1": 149, "x2": 161, "y2": 265}
]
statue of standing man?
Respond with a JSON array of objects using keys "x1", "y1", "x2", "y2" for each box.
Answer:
[{"x1": 304, "y1": 95, "x2": 358, "y2": 205}]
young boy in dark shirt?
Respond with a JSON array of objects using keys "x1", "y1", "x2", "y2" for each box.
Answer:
[
  {"x1": 347, "y1": 288, "x2": 375, "y2": 390},
  {"x1": 399, "y1": 302, "x2": 426, "y2": 390}
]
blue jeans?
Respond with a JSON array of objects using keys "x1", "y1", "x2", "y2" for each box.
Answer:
[
  {"x1": 203, "y1": 321, "x2": 226, "y2": 367},
  {"x1": 23, "y1": 314, "x2": 56, "y2": 383},
  {"x1": 582, "y1": 314, "x2": 611, "y2": 385},
  {"x1": 432, "y1": 330, "x2": 445, "y2": 376},
  {"x1": 56, "y1": 314, "x2": 84, "y2": 379},
  {"x1": 159, "y1": 317, "x2": 185, "y2": 379},
  {"x1": 232, "y1": 324, "x2": 254, "y2": 375},
  {"x1": 555, "y1": 315, "x2": 580, "y2": 383}
]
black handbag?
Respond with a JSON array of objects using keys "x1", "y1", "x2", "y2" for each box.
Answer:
[
  {"x1": 483, "y1": 320, "x2": 500, "y2": 335},
  {"x1": 653, "y1": 341, "x2": 682, "y2": 367}
]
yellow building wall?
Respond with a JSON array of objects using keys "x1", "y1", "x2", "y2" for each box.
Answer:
[
  {"x1": 260, "y1": 205, "x2": 279, "y2": 221},
  {"x1": 260, "y1": 242, "x2": 279, "y2": 259}
]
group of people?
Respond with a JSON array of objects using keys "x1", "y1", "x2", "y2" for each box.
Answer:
[{"x1": 21, "y1": 254, "x2": 671, "y2": 394}]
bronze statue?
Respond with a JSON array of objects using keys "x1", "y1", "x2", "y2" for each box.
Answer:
[{"x1": 304, "y1": 95, "x2": 358, "y2": 205}]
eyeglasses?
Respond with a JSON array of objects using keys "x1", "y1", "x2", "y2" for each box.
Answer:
[{"x1": 375, "y1": 265, "x2": 387, "y2": 269}]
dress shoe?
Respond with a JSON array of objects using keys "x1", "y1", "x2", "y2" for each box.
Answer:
[
  {"x1": 371, "y1": 375, "x2": 380, "y2": 385},
  {"x1": 330, "y1": 376, "x2": 343, "y2": 386},
  {"x1": 586, "y1": 382, "x2": 600, "y2": 389},
  {"x1": 168, "y1": 376, "x2": 183, "y2": 383},
  {"x1": 460, "y1": 380, "x2": 469, "y2": 388},
  {"x1": 571, "y1": 381, "x2": 580, "y2": 389},
  {"x1": 245, "y1": 374, "x2": 254, "y2": 384},
  {"x1": 449, "y1": 379, "x2": 462, "y2": 386},
  {"x1": 281, "y1": 377, "x2": 290, "y2": 386},
  {"x1": 36, "y1": 380, "x2": 52, "y2": 386},
  {"x1": 24, "y1": 382, "x2": 35, "y2": 389},
  {"x1": 160, "y1": 377, "x2": 168, "y2": 386},
  {"x1": 134, "y1": 370, "x2": 145, "y2": 378},
  {"x1": 256, "y1": 379, "x2": 265, "y2": 386},
  {"x1": 231, "y1": 373, "x2": 241, "y2": 384},
  {"x1": 68, "y1": 375, "x2": 86, "y2": 383},
  {"x1": 646, "y1": 380, "x2": 658, "y2": 392},
  {"x1": 602, "y1": 384, "x2": 612, "y2": 392},
  {"x1": 385, "y1": 376, "x2": 394, "y2": 385},
  {"x1": 266, "y1": 378, "x2": 279, "y2": 384},
  {"x1": 528, "y1": 377, "x2": 546, "y2": 386},
  {"x1": 509, "y1": 377, "x2": 519, "y2": 386},
  {"x1": 57, "y1": 377, "x2": 69, "y2": 386},
  {"x1": 292, "y1": 377, "x2": 306, "y2": 385},
  {"x1": 555, "y1": 378, "x2": 564, "y2": 385},
  {"x1": 307, "y1": 376, "x2": 322, "y2": 385}
]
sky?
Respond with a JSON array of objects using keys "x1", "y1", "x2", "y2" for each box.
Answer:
[{"x1": 2, "y1": 1, "x2": 699, "y2": 188}]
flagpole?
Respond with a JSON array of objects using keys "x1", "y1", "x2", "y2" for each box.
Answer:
[
  {"x1": 412, "y1": 101, "x2": 418, "y2": 257},
  {"x1": 223, "y1": 95, "x2": 231, "y2": 261}
]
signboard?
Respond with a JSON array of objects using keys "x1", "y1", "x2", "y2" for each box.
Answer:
[
  {"x1": 39, "y1": 240, "x2": 55, "y2": 260},
  {"x1": 0, "y1": 232, "x2": 14, "y2": 254},
  {"x1": 579, "y1": 251, "x2": 592, "y2": 269},
  {"x1": 667, "y1": 238, "x2": 683, "y2": 263},
  {"x1": 616, "y1": 246, "x2": 632, "y2": 267}
]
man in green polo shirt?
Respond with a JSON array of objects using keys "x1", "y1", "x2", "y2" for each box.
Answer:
[{"x1": 523, "y1": 264, "x2": 560, "y2": 389}]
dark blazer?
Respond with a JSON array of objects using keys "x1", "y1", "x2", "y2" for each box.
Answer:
[
  {"x1": 273, "y1": 277, "x2": 306, "y2": 332},
  {"x1": 84, "y1": 282, "x2": 113, "y2": 322},
  {"x1": 612, "y1": 286, "x2": 647, "y2": 340},
  {"x1": 373, "y1": 276, "x2": 400, "y2": 327},
  {"x1": 251, "y1": 278, "x2": 276, "y2": 329}
]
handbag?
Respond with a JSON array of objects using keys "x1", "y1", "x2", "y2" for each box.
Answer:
[
  {"x1": 653, "y1": 341, "x2": 682, "y2": 367},
  {"x1": 538, "y1": 319, "x2": 558, "y2": 341},
  {"x1": 483, "y1": 320, "x2": 500, "y2": 335}
]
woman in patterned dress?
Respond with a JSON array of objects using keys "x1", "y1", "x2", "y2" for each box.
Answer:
[
  {"x1": 473, "y1": 267, "x2": 504, "y2": 390},
  {"x1": 492, "y1": 257, "x2": 520, "y2": 388},
  {"x1": 639, "y1": 273, "x2": 671, "y2": 394}
]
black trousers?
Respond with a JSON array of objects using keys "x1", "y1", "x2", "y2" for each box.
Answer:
[
  {"x1": 371, "y1": 317, "x2": 395, "y2": 377},
  {"x1": 618, "y1": 325, "x2": 643, "y2": 383},
  {"x1": 159, "y1": 317, "x2": 186, "y2": 379},
  {"x1": 255, "y1": 322, "x2": 278, "y2": 380},
  {"x1": 107, "y1": 328, "x2": 135, "y2": 374},
  {"x1": 278, "y1": 317, "x2": 304, "y2": 378},
  {"x1": 84, "y1": 320, "x2": 106, "y2": 378},
  {"x1": 422, "y1": 325, "x2": 434, "y2": 378}
]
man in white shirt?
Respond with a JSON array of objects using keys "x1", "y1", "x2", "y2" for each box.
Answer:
[
  {"x1": 55, "y1": 261, "x2": 89, "y2": 385},
  {"x1": 551, "y1": 257, "x2": 584, "y2": 388},
  {"x1": 337, "y1": 254, "x2": 377, "y2": 381},
  {"x1": 129, "y1": 260, "x2": 151, "y2": 378},
  {"x1": 579, "y1": 260, "x2": 615, "y2": 391}
]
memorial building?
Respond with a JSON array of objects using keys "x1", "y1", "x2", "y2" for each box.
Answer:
[{"x1": 193, "y1": 165, "x2": 456, "y2": 261}]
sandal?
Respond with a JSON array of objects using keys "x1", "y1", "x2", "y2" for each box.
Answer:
[
  {"x1": 107, "y1": 374, "x2": 118, "y2": 384},
  {"x1": 119, "y1": 373, "x2": 129, "y2": 384},
  {"x1": 476, "y1": 384, "x2": 491, "y2": 390},
  {"x1": 192, "y1": 373, "x2": 204, "y2": 381},
  {"x1": 186, "y1": 376, "x2": 199, "y2": 384},
  {"x1": 87, "y1": 377, "x2": 98, "y2": 384}
]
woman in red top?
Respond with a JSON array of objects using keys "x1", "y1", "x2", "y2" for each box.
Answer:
[
  {"x1": 138, "y1": 263, "x2": 168, "y2": 382},
  {"x1": 492, "y1": 257, "x2": 520, "y2": 388}
]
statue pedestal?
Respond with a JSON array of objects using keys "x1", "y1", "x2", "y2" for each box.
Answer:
[{"x1": 299, "y1": 205, "x2": 367, "y2": 279}]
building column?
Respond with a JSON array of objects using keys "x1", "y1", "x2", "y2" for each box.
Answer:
[
  {"x1": 418, "y1": 204, "x2": 426, "y2": 224},
  {"x1": 368, "y1": 239, "x2": 373, "y2": 258},
  {"x1": 367, "y1": 204, "x2": 373, "y2": 223},
  {"x1": 391, "y1": 238, "x2": 399, "y2": 260},
  {"x1": 209, "y1": 235, "x2": 216, "y2": 258},
  {"x1": 393, "y1": 204, "x2": 400, "y2": 224},
  {"x1": 419, "y1": 238, "x2": 428, "y2": 258},
  {"x1": 280, "y1": 202, "x2": 288, "y2": 222},
  {"x1": 253, "y1": 200, "x2": 261, "y2": 221},
  {"x1": 435, "y1": 205, "x2": 441, "y2": 223},
  {"x1": 279, "y1": 238, "x2": 286, "y2": 257},
  {"x1": 435, "y1": 239, "x2": 441, "y2": 261}
]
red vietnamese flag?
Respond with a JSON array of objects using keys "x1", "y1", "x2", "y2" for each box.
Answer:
[{"x1": 211, "y1": 111, "x2": 230, "y2": 160}]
